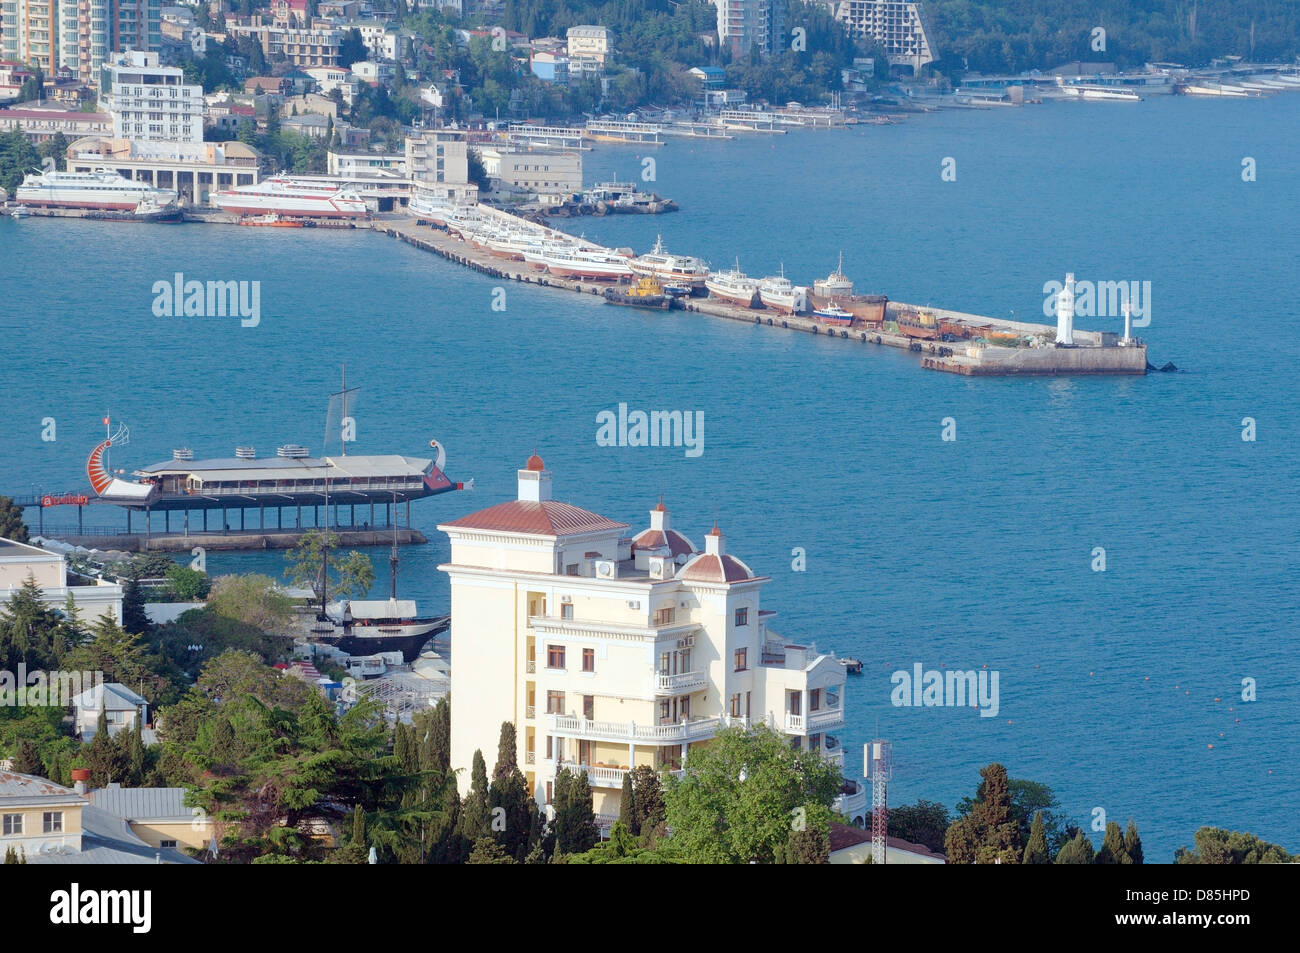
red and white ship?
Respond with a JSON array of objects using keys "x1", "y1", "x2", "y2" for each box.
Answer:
[
  {"x1": 212, "y1": 175, "x2": 367, "y2": 219},
  {"x1": 16, "y1": 168, "x2": 178, "y2": 211}
]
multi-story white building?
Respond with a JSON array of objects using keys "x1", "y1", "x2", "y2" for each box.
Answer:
[
  {"x1": 405, "y1": 127, "x2": 476, "y2": 201},
  {"x1": 565, "y1": 24, "x2": 608, "y2": 74},
  {"x1": 0, "y1": 537, "x2": 123, "y2": 622},
  {"x1": 101, "y1": 49, "x2": 202, "y2": 143},
  {"x1": 478, "y1": 146, "x2": 582, "y2": 201},
  {"x1": 712, "y1": 0, "x2": 780, "y2": 59},
  {"x1": 824, "y1": 0, "x2": 935, "y2": 72},
  {"x1": 439, "y1": 455, "x2": 854, "y2": 823}
]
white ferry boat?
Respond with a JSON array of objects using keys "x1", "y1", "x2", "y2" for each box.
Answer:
[
  {"x1": 628, "y1": 235, "x2": 709, "y2": 290},
  {"x1": 813, "y1": 252, "x2": 855, "y2": 298},
  {"x1": 527, "y1": 244, "x2": 634, "y2": 280},
  {"x1": 213, "y1": 175, "x2": 367, "y2": 218},
  {"x1": 16, "y1": 168, "x2": 178, "y2": 211},
  {"x1": 757, "y1": 266, "x2": 808, "y2": 314},
  {"x1": 705, "y1": 260, "x2": 761, "y2": 307},
  {"x1": 1058, "y1": 83, "x2": 1142, "y2": 102}
]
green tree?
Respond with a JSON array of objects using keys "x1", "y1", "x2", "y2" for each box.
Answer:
[
  {"x1": 488, "y1": 722, "x2": 534, "y2": 861},
  {"x1": 1022, "y1": 811, "x2": 1051, "y2": 864},
  {"x1": 339, "y1": 28, "x2": 367, "y2": 69},
  {"x1": 467, "y1": 835, "x2": 515, "y2": 864},
  {"x1": 36, "y1": 132, "x2": 69, "y2": 172},
  {"x1": 888, "y1": 799, "x2": 950, "y2": 853},
  {"x1": 1124, "y1": 819, "x2": 1145, "y2": 865},
  {"x1": 121, "y1": 577, "x2": 150, "y2": 636},
  {"x1": 618, "y1": 772, "x2": 635, "y2": 832},
  {"x1": 628, "y1": 764, "x2": 665, "y2": 841},
  {"x1": 165, "y1": 564, "x2": 212, "y2": 601},
  {"x1": 12, "y1": 738, "x2": 43, "y2": 775},
  {"x1": 1055, "y1": 830, "x2": 1096, "y2": 864},
  {"x1": 457, "y1": 749, "x2": 490, "y2": 845},
  {"x1": 1175, "y1": 827, "x2": 1294, "y2": 864},
  {"x1": 552, "y1": 767, "x2": 598, "y2": 857},
  {"x1": 284, "y1": 532, "x2": 375, "y2": 603},
  {"x1": 1096, "y1": 820, "x2": 1130, "y2": 864},
  {"x1": 777, "y1": 804, "x2": 832, "y2": 864},
  {"x1": 206, "y1": 574, "x2": 293, "y2": 631},
  {"x1": 663, "y1": 724, "x2": 841, "y2": 864},
  {"x1": 0, "y1": 496, "x2": 29, "y2": 543},
  {"x1": 944, "y1": 763, "x2": 1021, "y2": 864},
  {"x1": 83, "y1": 708, "x2": 127, "y2": 787}
]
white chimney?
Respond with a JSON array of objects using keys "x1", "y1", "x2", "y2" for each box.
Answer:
[
  {"x1": 705, "y1": 525, "x2": 724, "y2": 557},
  {"x1": 517, "y1": 451, "x2": 552, "y2": 502},
  {"x1": 1123, "y1": 299, "x2": 1132, "y2": 342},
  {"x1": 1056, "y1": 272, "x2": 1075, "y2": 346}
]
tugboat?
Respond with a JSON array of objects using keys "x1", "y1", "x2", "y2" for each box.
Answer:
[{"x1": 603, "y1": 276, "x2": 671, "y2": 310}]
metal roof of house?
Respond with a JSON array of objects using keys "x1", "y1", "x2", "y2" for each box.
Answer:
[
  {"x1": 90, "y1": 784, "x2": 191, "y2": 822},
  {"x1": 70, "y1": 682, "x2": 149, "y2": 710},
  {"x1": 0, "y1": 770, "x2": 88, "y2": 806},
  {"x1": 441, "y1": 500, "x2": 628, "y2": 537},
  {"x1": 25, "y1": 805, "x2": 199, "y2": 865}
]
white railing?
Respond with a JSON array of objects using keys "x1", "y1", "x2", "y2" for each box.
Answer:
[
  {"x1": 551, "y1": 714, "x2": 720, "y2": 744},
  {"x1": 809, "y1": 707, "x2": 845, "y2": 729},
  {"x1": 653, "y1": 671, "x2": 707, "y2": 694},
  {"x1": 558, "y1": 762, "x2": 686, "y2": 788},
  {"x1": 524, "y1": 751, "x2": 535, "y2": 764},
  {"x1": 526, "y1": 660, "x2": 536, "y2": 673},
  {"x1": 832, "y1": 781, "x2": 869, "y2": 820},
  {"x1": 785, "y1": 713, "x2": 805, "y2": 732}
]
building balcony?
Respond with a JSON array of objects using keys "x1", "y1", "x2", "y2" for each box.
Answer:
[
  {"x1": 784, "y1": 707, "x2": 844, "y2": 735},
  {"x1": 832, "y1": 779, "x2": 869, "y2": 823},
  {"x1": 550, "y1": 713, "x2": 720, "y2": 745},
  {"x1": 652, "y1": 670, "x2": 707, "y2": 695},
  {"x1": 557, "y1": 761, "x2": 685, "y2": 789}
]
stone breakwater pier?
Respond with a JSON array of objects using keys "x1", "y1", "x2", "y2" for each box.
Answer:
[{"x1": 368, "y1": 216, "x2": 1148, "y2": 376}]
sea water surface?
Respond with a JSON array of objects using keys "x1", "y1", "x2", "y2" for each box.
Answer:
[{"x1": 2, "y1": 93, "x2": 1297, "y2": 860}]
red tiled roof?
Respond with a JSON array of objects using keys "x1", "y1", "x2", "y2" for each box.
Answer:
[
  {"x1": 632, "y1": 527, "x2": 696, "y2": 558},
  {"x1": 442, "y1": 500, "x2": 628, "y2": 537},
  {"x1": 828, "y1": 822, "x2": 946, "y2": 860},
  {"x1": 678, "y1": 552, "x2": 752, "y2": 583}
]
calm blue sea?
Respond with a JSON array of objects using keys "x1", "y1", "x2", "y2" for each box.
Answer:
[{"x1": 2, "y1": 93, "x2": 1297, "y2": 860}]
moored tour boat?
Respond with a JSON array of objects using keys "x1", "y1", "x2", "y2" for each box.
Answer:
[
  {"x1": 813, "y1": 302, "x2": 854, "y2": 326},
  {"x1": 628, "y1": 235, "x2": 709, "y2": 291},
  {"x1": 705, "y1": 260, "x2": 761, "y2": 307},
  {"x1": 758, "y1": 266, "x2": 808, "y2": 314},
  {"x1": 213, "y1": 175, "x2": 367, "y2": 219},
  {"x1": 17, "y1": 167, "x2": 177, "y2": 211}
]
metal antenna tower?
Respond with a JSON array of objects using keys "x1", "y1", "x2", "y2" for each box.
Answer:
[{"x1": 865, "y1": 740, "x2": 893, "y2": 865}]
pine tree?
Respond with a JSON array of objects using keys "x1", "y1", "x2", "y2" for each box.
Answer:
[
  {"x1": 618, "y1": 772, "x2": 636, "y2": 834},
  {"x1": 1055, "y1": 830, "x2": 1096, "y2": 864},
  {"x1": 121, "y1": 577, "x2": 150, "y2": 636},
  {"x1": 1124, "y1": 819, "x2": 1144, "y2": 865},
  {"x1": 1022, "y1": 811, "x2": 1051, "y2": 864},
  {"x1": 1096, "y1": 820, "x2": 1129, "y2": 864}
]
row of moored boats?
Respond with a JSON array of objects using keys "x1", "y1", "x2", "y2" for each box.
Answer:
[{"x1": 411, "y1": 192, "x2": 876, "y2": 323}]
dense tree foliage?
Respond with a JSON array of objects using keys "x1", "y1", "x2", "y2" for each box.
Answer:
[
  {"x1": 0, "y1": 496, "x2": 29, "y2": 543},
  {"x1": 1175, "y1": 826, "x2": 1293, "y2": 864},
  {"x1": 284, "y1": 531, "x2": 376, "y2": 603},
  {"x1": 944, "y1": 763, "x2": 1022, "y2": 864},
  {"x1": 888, "y1": 799, "x2": 951, "y2": 853},
  {"x1": 663, "y1": 724, "x2": 841, "y2": 864},
  {"x1": 927, "y1": 0, "x2": 1300, "y2": 77}
]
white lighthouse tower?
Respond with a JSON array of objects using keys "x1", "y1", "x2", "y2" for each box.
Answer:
[{"x1": 1055, "y1": 272, "x2": 1076, "y2": 346}]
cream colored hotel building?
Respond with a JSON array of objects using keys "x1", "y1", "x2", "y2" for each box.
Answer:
[{"x1": 440, "y1": 454, "x2": 861, "y2": 823}]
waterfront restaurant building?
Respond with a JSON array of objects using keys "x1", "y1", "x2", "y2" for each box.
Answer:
[{"x1": 439, "y1": 455, "x2": 865, "y2": 829}]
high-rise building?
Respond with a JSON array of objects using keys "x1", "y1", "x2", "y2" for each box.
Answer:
[
  {"x1": 439, "y1": 454, "x2": 854, "y2": 824},
  {"x1": 0, "y1": 0, "x2": 161, "y2": 82},
  {"x1": 824, "y1": 0, "x2": 935, "y2": 73},
  {"x1": 101, "y1": 49, "x2": 202, "y2": 143},
  {"x1": 713, "y1": 0, "x2": 782, "y2": 59}
]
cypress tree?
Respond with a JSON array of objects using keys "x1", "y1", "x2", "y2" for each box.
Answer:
[
  {"x1": 125, "y1": 709, "x2": 146, "y2": 786},
  {"x1": 554, "y1": 769, "x2": 598, "y2": 856},
  {"x1": 351, "y1": 804, "x2": 366, "y2": 847},
  {"x1": 1124, "y1": 819, "x2": 1144, "y2": 865},
  {"x1": 618, "y1": 772, "x2": 636, "y2": 835},
  {"x1": 458, "y1": 749, "x2": 490, "y2": 844},
  {"x1": 1022, "y1": 811, "x2": 1050, "y2": 864},
  {"x1": 493, "y1": 721, "x2": 517, "y2": 781},
  {"x1": 1055, "y1": 830, "x2": 1096, "y2": 864},
  {"x1": 12, "y1": 739, "x2": 42, "y2": 775},
  {"x1": 1096, "y1": 820, "x2": 1129, "y2": 864}
]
